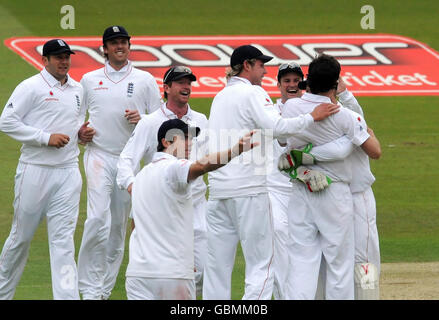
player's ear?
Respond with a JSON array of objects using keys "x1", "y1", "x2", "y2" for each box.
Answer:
[
  {"x1": 243, "y1": 60, "x2": 252, "y2": 72},
  {"x1": 42, "y1": 55, "x2": 49, "y2": 66},
  {"x1": 163, "y1": 83, "x2": 171, "y2": 94}
]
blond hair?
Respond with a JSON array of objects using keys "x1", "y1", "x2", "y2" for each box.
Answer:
[{"x1": 225, "y1": 58, "x2": 257, "y2": 80}]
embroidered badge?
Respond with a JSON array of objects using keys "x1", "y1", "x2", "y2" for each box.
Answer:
[{"x1": 127, "y1": 82, "x2": 134, "y2": 97}]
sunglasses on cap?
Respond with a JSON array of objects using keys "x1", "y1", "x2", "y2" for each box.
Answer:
[
  {"x1": 278, "y1": 62, "x2": 302, "y2": 72},
  {"x1": 163, "y1": 66, "x2": 194, "y2": 83}
]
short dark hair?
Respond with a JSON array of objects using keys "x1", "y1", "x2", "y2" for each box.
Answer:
[{"x1": 307, "y1": 54, "x2": 341, "y2": 94}]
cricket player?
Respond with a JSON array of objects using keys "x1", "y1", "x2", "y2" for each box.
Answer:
[
  {"x1": 281, "y1": 54, "x2": 381, "y2": 300},
  {"x1": 125, "y1": 119, "x2": 258, "y2": 300},
  {"x1": 268, "y1": 62, "x2": 304, "y2": 299},
  {"x1": 0, "y1": 39, "x2": 85, "y2": 299},
  {"x1": 77, "y1": 25, "x2": 162, "y2": 300},
  {"x1": 303, "y1": 78, "x2": 382, "y2": 300},
  {"x1": 116, "y1": 66, "x2": 208, "y2": 297},
  {"x1": 202, "y1": 45, "x2": 340, "y2": 300}
]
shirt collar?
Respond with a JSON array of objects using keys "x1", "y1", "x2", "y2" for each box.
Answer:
[
  {"x1": 300, "y1": 92, "x2": 332, "y2": 103},
  {"x1": 41, "y1": 67, "x2": 72, "y2": 88},
  {"x1": 227, "y1": 76, "x2": 252, "y2": 87},
  {"x1": 105, "y1": 60, "x2": 131, "y2": 74},
  {"x1": 152, "y1": 151, "x2": 176, "y2": 162},
  {"x1": 161, "y1": 102, "x2": 193, "y2": 121},
  {"x1": 275, "y1": 98, "x2": 284, "y2": 107}
]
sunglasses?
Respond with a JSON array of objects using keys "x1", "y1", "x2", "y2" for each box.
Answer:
[
  {"x1": 278, "y1": 62, "x2": 302, "y2": 72},
  {"x1": 164, "y1": 66, "x2": 193, "y2": 83}
]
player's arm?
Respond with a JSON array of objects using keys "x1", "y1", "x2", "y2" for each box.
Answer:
[
  {"x1": 361, "y1": 127, "x2": 381, "y2": 159},
  {"x1": 337, "y1": 78, "x2": 364, "y2": 116},
  {"x1": 0, "y1": 82, "x2": 66, "y2": 148},
  {"x1": 77, "y1": 81, "x2": 96, "y2": 144},
  {"x1": 250, "y1": 87, "x2": 340, "y2": 138},
  {"x1": 144, "y1": 75, "x2": 163, "y2": 115},
  {"x1": 187, "y1": 131, "x2": 259, "y2": 182},
  {"x1": 311, "y1": 135, "x2": 355, "y2": 162},
  {"x1": 116, "y1": 118, "x2": 151, "y2": 193}
]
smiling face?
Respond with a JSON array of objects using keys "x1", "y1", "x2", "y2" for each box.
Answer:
[
  {"x1": 164, "y1": 77, "x2": 192, "y2": 106},
  {"x1": 43, "y1": 53, "x2": 71, "y2": 82},
  {"x1": 163, "y1": 133, "x2": 193, "y2": 159},
  {"x1": 277, "y1": 72, "x2": 303, "y2": 102},
  {"x1": 103, "y1": 37, "x2": 130, "y2": 69}
]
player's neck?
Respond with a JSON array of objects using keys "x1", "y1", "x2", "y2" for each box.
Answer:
[
  {"x1": 108, "y1": 59, "x2": 128, "y2": 71},
  {"x1": 166, "y1": 101, "x2": 189, "y2": 119},
  {"x1": 318, "y1": 90, "x2": 337, "y2": 104}
]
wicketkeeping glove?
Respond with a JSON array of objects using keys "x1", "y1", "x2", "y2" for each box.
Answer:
[
  {"x1": 294, "y1": 166, "x2": 332, "y2": 192},
  {"x1": 278, "y1": 143, "x2": 316, "y2": 171}
]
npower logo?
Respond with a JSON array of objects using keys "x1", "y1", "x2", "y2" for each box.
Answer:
[{"x1": 5, "y1": 34, "x2": 439, "y2": 97}]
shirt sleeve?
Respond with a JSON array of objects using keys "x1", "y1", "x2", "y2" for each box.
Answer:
[
  {"x1": 166, "y1": 158, "x2": 193, "y2": 194},
  {"x1": 144, "y1": 75, "x2": 162, "y2": 114},
  {"x1": 116, "y1": 117, "x2": 151, "y2": 190},
  {"x1": 311, "y1": 135, "x2": 356, "y2": 162},
  {"x1": 335, "y1": 108, "x2": 370, "y2": 147},
  {"x1": 248, "y1": 86, "x2": 314, "y2": 139},
  {"x1": 77, "y1": 80, "x2": 88, "y2": 131},
  {"x1": 0, "y1": 81, "x2": 51, "y2": 146},
  {"x1": 338, "y1": 89, "x2": 364, "y2": 117}
]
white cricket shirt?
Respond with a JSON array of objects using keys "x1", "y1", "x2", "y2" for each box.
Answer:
[
  {"x1": 126, "y1": 152, "x2": 194, "y2": 279},
  {"x1": 311, "y1": 90, "x2": 375, "y2": 192},
  {"x1": 0, "y1": 68, "x2": 83, "y2": 167},
  {"x1": 266, "y1": 99, "x2": 293, "y2": 195},
  {"x1": 116, "y1": 103, "x2": 208, "y2": 203},
  {"x1": 80, "y1": 61, "x2": 162, "y2": 155},
  {"x1": 207, "y1": 77, "x2": 314, "y2": 199},
  {"x1": 282, "y1": 92, "x2": 370, "y2": 183}
]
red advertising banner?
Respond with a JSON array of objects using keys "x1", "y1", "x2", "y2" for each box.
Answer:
[{"x1": 5, "y1": 34, "x2": 439, "y2": 97}]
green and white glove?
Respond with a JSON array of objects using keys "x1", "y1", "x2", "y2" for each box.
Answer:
[
  {"x1": 278, "y1": 143, "x2": 316, "y2": 172},
  {"x1": 294, "y1": 166, "x2": 332, "y2": 192}
]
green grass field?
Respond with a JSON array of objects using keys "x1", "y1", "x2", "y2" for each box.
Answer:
[{"x1": 0, "y1": 0, "x2": 438, "y2": 300}]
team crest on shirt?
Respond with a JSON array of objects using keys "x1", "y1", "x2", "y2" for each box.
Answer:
[
  {"x1": 6, "y1": 102, "x2": 13, "y2": 109},
  {"x1": 127, "y1": 82, "x2": 134, "y2": 97},
  {"x1": 75, "y1": 95, "x2": 81, "y2": 109}
]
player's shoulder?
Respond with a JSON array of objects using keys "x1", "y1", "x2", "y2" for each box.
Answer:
[
  {"x1": 283, "y1": 97, "x2": 303, "y2": 108},
  {"x1": 67, "y1": 75, "x2": 81, "y2": 88},
  {"x1": 189, "y1": 108, "x2": 208, "y2": 123},
  {"x1": 138, "y1": 108, "x2": 164, "y2": 126},
  {"x1": 131, "y1": 66, "x2": 156, "y2": 81},
  {"x1": 80, "y1": 67, "x2": 105, "y2": 82},
  {"x1": 17, "y1": 73, "x2": 40, "y2": 89}
]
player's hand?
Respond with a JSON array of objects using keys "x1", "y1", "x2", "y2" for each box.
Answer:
[
  {"x1": 127, "y1": 183, "x2": 133, "y2": 195},
  {"x1": 278, "y1": 143, "x2": 315, "y2": 171},
  {"x1": 232, "y1": 130, "x2": 260, "y2": 156},
  {"x1": 48, "y1": 133, "x2": 70, "y2": 148},
  {"x1": 78, "y1": 121, "x2": 96, "y2": 144},
  {"x1": 336, "y1": 77, "x2": 347, "y2": 95},
  {"x1": 125, "y1": 109, "x2": 141, "y2": 124},
  {"x1": 310, "y1": 103, "x2": 340, "y2": 121},
  {"x1": 367, "y1": 127, "x2": 375, "y2": 137},
  {"x1": 295, "y1": 166, "x2": 331, "y2": 192}
]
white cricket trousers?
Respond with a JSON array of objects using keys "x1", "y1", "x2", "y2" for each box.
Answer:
[
  {"x1": 353, "y1": 187, "x2": 380, "y2": 273},
  {"x1": 126, "y1": 277, "x2": 196, "y2": 300},
  {"x1": 285, "y1": 182, "x2": 355, "y2": 300},
  {"x1": 0, "y1": 163, "x2": 82, "y2": 300},
  {"x1": 193, "y1": 198, "x2": 207, "y2": 297},
  {"x1": 78, "y1": 148, "x2": 131, "y2": 299},
  {"x1": 203, "y1": 194, "x2": 274, "y2": 300},
  {"x1": 314, "y1": 186, "x2": 381, "y2": 300},
  {"x1": 268, "y1": 191, "x2": 290, "y2": 300}
]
